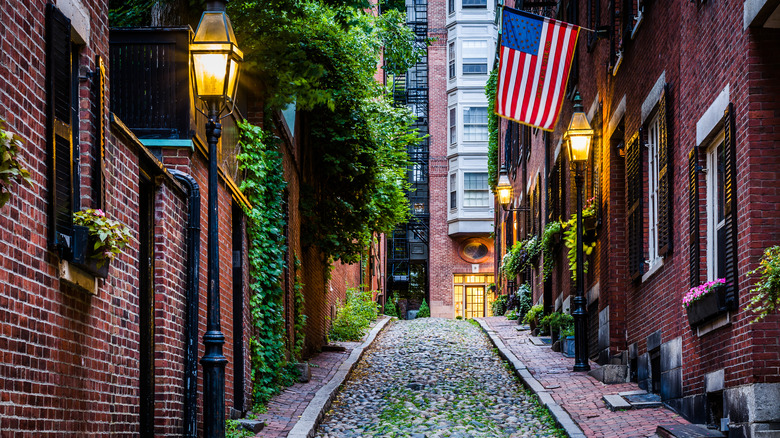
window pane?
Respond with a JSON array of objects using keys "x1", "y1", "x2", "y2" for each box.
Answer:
[
  {"x1": 450, "y1": 173, "x2": 457, "y2": 209},
  {"x1": 450, "y1": 108, "x2": 457, "y2": 144},
  {"x1": 463, "y1": 107, "x2": 488, "y2": 141},
  {"x1": 464, "y1": 173, "x2": 488, "y2": 207},
  {"x1": 463, "y1": 0, "x2": 487, "y2": 8},
  {"x1": 464, "y1": 173, "x2": 487, "y2": 189}
]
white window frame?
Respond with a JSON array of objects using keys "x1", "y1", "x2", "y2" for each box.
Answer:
[
  {"x1": 449, "y1": 107, "x2": 457, "y2": 146},
  {"x1": 463, "y1": 106, "x2": 488, "y2": 142},
  {"x1": 706, "y1": 131, "x2": 726, "y2": 282},
  {"x1": 450, "y1": 173, "x2": 458, "y2": 210},
  {"x1": 463, "y1": 172, "x2": 490, "y2": 207},
  {"x1": 448, "y1": 42, "x2": 456, "y2": 79},
  {"x1": 461, "y1": 40, "x2": 488, "y2": 75},
  {"x1": 646, "y1": 112, "x2": 661, "y2": 269}
]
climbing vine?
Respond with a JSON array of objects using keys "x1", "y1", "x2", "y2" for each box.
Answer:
[
  {"x1": 236, "y1": 121, "x2": 294, "y2": 407},
  {"x1": 485, "y1": 68, "x2": 499, "y2": 193},
  {"x1": 292, "y1": 256, "x2": 307, "y2": 361}
]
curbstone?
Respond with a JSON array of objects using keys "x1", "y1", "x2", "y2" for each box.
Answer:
[
  {"x1": 475, "y1": 318, "x2": 587, "y2": 438},
  {"x1": 286, "y1": 316, "x2": 392, "y2": 438}
]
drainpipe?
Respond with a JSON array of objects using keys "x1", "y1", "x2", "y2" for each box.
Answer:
[{"x1": 170, "y1": 169, "x2": 201, "y2": 438}]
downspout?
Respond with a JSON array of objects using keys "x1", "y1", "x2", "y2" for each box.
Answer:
[{"x1": 170, "y1": 169, "x2": 201, "y2": 438}]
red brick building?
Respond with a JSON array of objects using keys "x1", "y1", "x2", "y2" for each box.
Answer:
[
  {"x1": 0, "y1": 1, "x2": 384, "y2": 436},
  {"x1": 494, "y1": 0, "x2": 780, "y2": 435}
]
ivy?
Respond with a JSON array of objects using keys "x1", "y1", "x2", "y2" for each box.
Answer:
[
  {"x1": 236, "y1": 121, "x2": 293, "y2": 408},
  {"x1": 292, "y1": 256, "x2": 307, "y2": 360},
  {"x1": 0, "y1": 118, "x2": 32, "y2": 208},
  {"x1": 561, "y1": 198, "x2": 597, "y2": 282},
  {"x1": 745, "y1": 245, "x2": 780, "y2": 323},
  {"x1": 541, "y1": 221, "x2": 562, "y2": 281},
  {"x1": 485, "y1": 68, "x2": 499, "y2": 193}
]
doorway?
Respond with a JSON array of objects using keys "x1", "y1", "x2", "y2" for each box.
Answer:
[{"x1": 453, "y1": 274, "x2": 495, "y2": 318}]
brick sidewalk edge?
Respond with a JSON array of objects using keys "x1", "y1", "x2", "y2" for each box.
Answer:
[
  {"x1": 286, "y1": 316, "x2": 393, "y2": 438},
  {"x1": 475, "y1": 318, "x2": 587, "y2": 438}
]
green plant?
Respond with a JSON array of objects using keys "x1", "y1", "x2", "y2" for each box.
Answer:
[
  {"x1": 515, "y1": 283, "x2": 533, "y2": 322},
  {"x1": 485, "y1": 68, "x2": 499, "y2": 193},
  {"x1": 237, "y1": 121, "x2": 292, "y2": 408},
  {"x1": 505, "y1": 309, "x2": 518, "y2": 320},
  {"x1": 329, "y1": 288, "x2": 379, "y2": 341},
  {"x1": 561, "y1": 198, "x2": 597, "y2": 282},
  {"x1": 383, "y1": 293, "x2": 399, "y2": 317},
  {"x1": 501, "y1": 236, "x2": 541, "y2": 279},
  {"x1": 292, "y1": 256, "x2": 307, "y2": 361},
  {"x1": 0, "y1": 118, "x2": 32, "y2": 208},
  {"x1": 746, "y1": 246, "x2": 780, "y2": 323},
  {"x1": 226, "y1": 419, "x2": 253, "y2": 438},
  {"x1": 540, "y1": 312, "x2": 574, "y2": 334},
  {"x1": 455, "y1": 315, "x2": 464, "y2": 320},
  {"x1": 72, "y1": 209, "x2": 132, "y2": 267},
  {"x1": 541, "y1": 221, "x2": 562, "y2": 281},
  {"x1": 491, "y1": 294, "x2": 507, "y2": 316},
  {"x1": 560, "y1": 325, "x2": 575, "y2": 338},
  {"x1": 417, "y1": 299, "x2": 430, "y2": 318},
  {"x1": 523, "y1": 304, "x2": 544, "y2": 325}
]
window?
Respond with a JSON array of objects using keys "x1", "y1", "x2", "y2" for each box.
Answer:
[
  {"x1": 462, "y1": 40, "x2": 488, "y2": 75},
  {"x1": 463, "y1": 107, "x2": 488, "y2": 141},
  {"x1": 450, "y1": 173, "x2": 457, "y2": 209},
  {"x1": 463, "y1": 173, "x2": 489, "y2": 207},
  {"x1": 449, "y1": 42, "x2": 456, "y2": 79},
  {"x1": 449, "y1": 107, "x2": 457, "y2": 145},
  {"x1": 463, "y1": 0, "x2": 487, "y2": 7},
  {"x1": 449, "y1": 0, "x2": 455, "y2": 14},
  {"x1": 706, "y1": 133, "x2": 727, "y2": 281},
  {"x1": 646, "y1": 113, "x2": 661, "y2": 266}
]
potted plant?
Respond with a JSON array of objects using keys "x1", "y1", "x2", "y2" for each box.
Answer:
[
  {"x1": 523, "y1": 304, "x2": 543, "y2": 332},
  {"x1": 0, "y1": 118, "x2": 32, "y2": 208},
  {"x1": 582, "y1": 196, "x2": 598, "y2": 231},
  {"x1": 72, "y1": 209, "x2": 132, "y2": 278},
  {"x1": 561, "y1": 325, "x2": 576, "y2": 357},
  {"x1": 541, "y1": 311, "x2": 574, "y2": 344},
  {"x1": 683, "y1": 278, "x2": 726, "y2": 326},
  {"x1": 745, "y1": 246, "x2": 780, "y2": 323}
]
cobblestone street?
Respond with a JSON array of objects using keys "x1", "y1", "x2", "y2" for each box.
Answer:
[{"x1": 314, "y1": 319, "x2": 564, "y2": 438}]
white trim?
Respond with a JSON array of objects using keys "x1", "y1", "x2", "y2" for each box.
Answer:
[
  {"x1": 641, "y1": 71, "x2": 666, "y2": 124},
  {"x1": 554, "y1": 138, "x2": 562, "y2": 162},
  {"x1": 641, "y1": 258, "x2": 664, "y2": 283},
  {"x1": 696, "y1": 312, "x2": 731, "y2": 337},
  {"x1": 705, "y1": 131, "x2": 726, "y2": 281},
  {"x1": 606, "y1": 95, "x2": 627, "y2": 141},
  {"x1": 58, "y1": 0, "x2": 91, "y2": 44},
  {"x1": 696, "y1": 84, "x2": 730, "y2": 147},
  {"x1": 646, "y1": 112, "x2": 662, "y2": 267},
  {"x1": 587, "y1": 92, "x2": 600, "y2": 122}
]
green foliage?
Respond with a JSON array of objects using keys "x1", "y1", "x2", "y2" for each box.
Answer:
[
  {"x1": 455, "y1": 315, "x2": 464, "y2": 320},
  {"x1": 523, "y1": 304, "x2": 543, "y2": 325},
  {"x1": 72, "y1": 209, "x2": 132, "y2": 267},
  {"x1": 292, "y1": 256, "x2": 307, "y2": 360},
  {"x1": 491, "y1": 294, "x2": 507, "y2": 316},
  {"x1": 501, "y1": 235, "x2": 541, "y2": 279},
  {"x1": 383, "y1": 293, "x2": 399, "y2": 317},
  {"x1": 0, "y1": 118, "x2": 32, "y2": 208},
  {"x1": 236, "y1": 121, "x2": 291, "y2": 408},
  {"x1": 541, "y1": 221, "x2": 562, "y2": 281},
  {"x1": 505, "y1": 309, "x2": 518, "y2": 320},
  {"x1": 329, "y1": 288, "x2": 379, "y2": 341},
  {"x1": 226, "y1": 420, "x2": 253, "y2": 438},
  {"x1": 561, "y1": 198, "x2": 597, "y2": 282},
  {"x1": 485, "y1": 68, "x2": 499, "y2": 193},
  {"x1": 540, "y1": 312, "x2": 573, "y2": 334},
  {"x1": 746, "y1": 245, "x2": 780, "y2": 323},
  {"x1": 417, "y1": 299, "x2": 430, "y2": 318},
  {"x1": 377, "y1": 9, "x2": 428, "y2": 76},
  {"x1": 515, "y1": 283, "x2": 533, "y2": 322}
]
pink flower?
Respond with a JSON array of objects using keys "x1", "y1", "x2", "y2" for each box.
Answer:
[{"x1": 93, "y1": 209, "x2": 105, "y2": 217}]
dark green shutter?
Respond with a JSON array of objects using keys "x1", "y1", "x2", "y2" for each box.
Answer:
[
  {"x1": 626, "y1": 130, "x2": 644, "y2": 280},
  {"x1": 723, "y1": 104, "x2": 738, "y2": 308},
  {"x1": 688, "y1": 147, "x2": 699, "y2": 288},
  {"x1": 657, "y1": 85, "x2": 672, "y2": 256},
  {"x1": 46, "y1": 4, "x2": 74, "y2": 251}
]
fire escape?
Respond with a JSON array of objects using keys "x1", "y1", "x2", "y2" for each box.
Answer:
[{"x1": 387, "y1": 0, "x2": 429, "y2": 297}]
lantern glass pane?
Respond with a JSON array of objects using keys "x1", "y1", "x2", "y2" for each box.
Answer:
[
  {"x1": 568, "y1": 135, "x2": 591, "y2": 162},
  {"x1": 193, "y1": 52, "x2": 228, "y2": 98},
  {"x1": 226, "y1": 58, "x2": 239, "y2": 101},
  {"x1": 498, "y1": 186, "x2": 512, "y2": 206},
  {"x1": 194, "y1": 12, "x2": 229, "y2": 42}
]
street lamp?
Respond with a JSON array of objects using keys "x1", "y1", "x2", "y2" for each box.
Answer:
[
  {"x1": 564, "y1": 92, "x2": 593, "y2": 372},
  {"x1": 495, "y1": 169, "x2": 530, "y2": 213},
  {"x1": 191, "y1": 2, "x2": 243, "y2": 436}
]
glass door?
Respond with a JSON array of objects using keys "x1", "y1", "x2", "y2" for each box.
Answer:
[{"x1": 465, "y1": 286, "x2": 486, "y2": 318}]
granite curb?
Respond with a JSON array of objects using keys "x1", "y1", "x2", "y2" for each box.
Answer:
[
  {"x1": 286, "y1": 316, "x2": 392, "y2": 438},
  {"x1": 475, "y1": 318, "x2": 587, "y2": 438}
]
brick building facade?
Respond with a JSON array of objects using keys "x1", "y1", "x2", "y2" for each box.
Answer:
[
  {"x1": 494, "y1": 0, "x2": 780, "y2": 435},
  {"x1": 0, "y1": 0, "x2": 383, "y2": 436}
]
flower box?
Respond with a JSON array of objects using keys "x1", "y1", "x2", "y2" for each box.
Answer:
[
  {"x1": 685, "y1": 284, "x2": 725, "y2": 327},
  {"x1": 70, "y1": 225, "x2": 111, "y2": 278},
  {"x1": 583, "y1": 215, "x2": 597, "y2": 231}
]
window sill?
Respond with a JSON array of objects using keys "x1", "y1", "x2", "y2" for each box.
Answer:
[
  {"x1": 59, "y1": 260, "x2": 98, "y2": 295},
  {"x1": 641, "y1": 257, "x2": 664, "y2": 283}
]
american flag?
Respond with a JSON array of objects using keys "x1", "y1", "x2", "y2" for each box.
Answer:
[{"x1": 496, "y1": 7, "x2": 580, "y2": 131}]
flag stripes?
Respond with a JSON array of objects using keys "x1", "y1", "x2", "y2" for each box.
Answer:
[{"x1": 496, "y1": 8, "x2": 580, "y2": 131}]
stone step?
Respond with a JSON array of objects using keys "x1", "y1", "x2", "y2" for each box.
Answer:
[
  {"x1": 656, "y1": 424, "x2": 725, "y2": 438},
  {"x1": 603, "y1": 394, "x2": 632, "y2": 411}
]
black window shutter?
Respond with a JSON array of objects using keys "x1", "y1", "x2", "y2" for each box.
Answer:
[
  {"x1": 504, "y1": 126, "x2": 512, "y2": 172},
  {"x1": 626, "y1": 130, "x2": 644, "y2": 280},
  {"x1": 657, "y1": 84, "x2": 673, "y2": 257},
  {"x1": 46, "y1": 4, "x2": 74, "y2": 251},
  {"x1": 723, "y1": 103, "x2": 738, "y2": 309},
  {"x1": 688, "y1": 147, "x2": 699, "y2": 288}
]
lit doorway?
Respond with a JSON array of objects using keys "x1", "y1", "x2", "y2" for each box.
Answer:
[{"x1": 453, "y1": 274, "x2": 495, "y2": 318}]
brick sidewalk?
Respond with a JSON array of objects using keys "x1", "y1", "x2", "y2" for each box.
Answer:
[{"x1": 482, "y1": 317, "x2": 690, "y2": 438}]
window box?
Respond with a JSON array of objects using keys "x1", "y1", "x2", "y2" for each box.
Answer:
[
  {"x1": 71, "y1": 225, "x2": 111, "y2": 278},
  {"x1": 686, "y1": 284, "x2": 726, "y2": 327}
]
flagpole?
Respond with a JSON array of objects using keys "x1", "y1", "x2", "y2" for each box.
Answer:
[{"x1": 500, "y1": 5, "x2": 601, "y2": 32}]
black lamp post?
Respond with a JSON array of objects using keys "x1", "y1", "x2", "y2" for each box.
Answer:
[
  {"x1": 191, "y1": 3, "x2": 243, "y2": 436},
  {"x1": 563, "y1": 92, "x2": 594, "y2": 372}
]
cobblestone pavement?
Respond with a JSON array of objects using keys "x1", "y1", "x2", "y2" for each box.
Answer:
[
  {"x1": 482, "y1": 317, "x2": 690, "y2": 438},
  {"x1": 314, "y1": 318, "x2": 564, "y2": 438}
]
